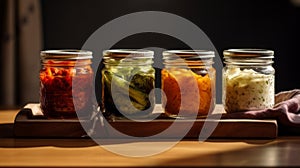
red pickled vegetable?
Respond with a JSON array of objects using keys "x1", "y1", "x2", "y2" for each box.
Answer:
[{"x1": 40, "y1": 60, "x2": 93, "y2": 118}]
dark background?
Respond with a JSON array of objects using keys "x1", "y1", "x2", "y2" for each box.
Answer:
[{"x1": 41, "y1": 0, "x2": 300, "y2": 103}]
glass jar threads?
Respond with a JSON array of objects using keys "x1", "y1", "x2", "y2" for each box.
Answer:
[
  {"x1": 101, "y1": 49, "x2": 155, "y2": 119},
  {"x1": 40, "y1": 50, "x2": 94, "y2": 119},
  {"x1": 222, "y1": 49, "x2": 275, "y2": 113},
  {"x1": 162, "y1": 50, "x2": 216, "y2": 118}
]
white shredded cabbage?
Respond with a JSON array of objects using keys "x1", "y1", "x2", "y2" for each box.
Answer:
[{"x1": 223, "y1": 68, "x2": 274, "y2": 112}]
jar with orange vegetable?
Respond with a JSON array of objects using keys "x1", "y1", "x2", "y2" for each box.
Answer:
[
  {"x1": 162, "y1": 50, "x2": 216, "y2": 118},
  {"x1": 39, "y1": 50, "x2": 94, "y2": 119}
]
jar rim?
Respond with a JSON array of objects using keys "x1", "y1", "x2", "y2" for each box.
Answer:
[
  {"x1": 41, "y1": 49, "x2": 93, "y2": 60},
  {"x1": 103, "y1": 49, "x2": 154, "y2": 59},
  {"x1": 223, "y1": 49, "x2": 274, "y2": 58},
  {"x1": 163, "y1": 50, "x2": 215, "y2": 60}
]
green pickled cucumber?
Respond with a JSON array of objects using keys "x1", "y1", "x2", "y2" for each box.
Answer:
[{"x1": 103, "y1": 71, "x2": 152, "y2": 109}]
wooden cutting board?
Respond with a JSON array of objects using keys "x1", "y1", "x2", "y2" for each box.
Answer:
[{"x1": 13, "y1": 104, "x2": 277, "y2": 139}]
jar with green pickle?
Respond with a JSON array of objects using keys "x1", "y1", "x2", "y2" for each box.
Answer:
[{"x1": 101, "y1": 49, "x2": 155, "y2": 120}]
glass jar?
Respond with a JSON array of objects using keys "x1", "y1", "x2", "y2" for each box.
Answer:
[
  {"x1": 101, "y1": 49, "x2": 155, "y2": 119},
  {"x1": 162, "y1": 50, "x2": 216, "y2": 118},
  {"x1": 222, "y1": 49, "x2": 275, "y2": 113},
  {"x1": 40, "y1": 50, "x2": 93, "y2": 119}
]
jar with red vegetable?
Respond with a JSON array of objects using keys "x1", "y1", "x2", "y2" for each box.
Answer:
[{"x1": 40, "y1": 50, "x2": 94, "y2": 119}]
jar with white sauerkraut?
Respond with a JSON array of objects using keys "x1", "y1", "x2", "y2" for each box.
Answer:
[{"x1": 222, "y1": 49, "x2": 275, "y2": 113}]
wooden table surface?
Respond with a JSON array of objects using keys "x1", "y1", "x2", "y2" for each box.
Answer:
[{"x1": 1, "y1": 109, "x2": 300, "y2": 167}]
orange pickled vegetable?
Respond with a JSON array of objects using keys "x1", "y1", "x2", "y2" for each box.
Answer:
[{"x1": 162, "y1": 68, "x2": 214, "y2": 117}]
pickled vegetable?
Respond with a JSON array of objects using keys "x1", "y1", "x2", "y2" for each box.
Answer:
[
  {"x1": 40, "y1": 60, "x2": 93, "y2": 118},
  {"x1": 162, "y1": 68, "x2": 215, "y2": 117},
  {"x1": 223, "y1": 67, "x2": 274, "y2": 112},
  {"x1": 102, "y1": 66, "x2": 155, "y2": 118}
]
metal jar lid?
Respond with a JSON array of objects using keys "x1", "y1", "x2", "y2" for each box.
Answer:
[
  {"x1": 103, "y1": 49, "x2": 154, "y2": 59},
  {"x1": 223, "y1": 49, "x2": 274, "y2": 58},
  {"x1": 40, "y1": 50, "x2": 93, "y2": 60},
  {"x1": 163, "y1": 50, "x2": 215, "y2": 60}
]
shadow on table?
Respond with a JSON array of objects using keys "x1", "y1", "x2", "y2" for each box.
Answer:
[{"x1": 158, "y1": 140, "x2": 300, "y2": 167}]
